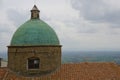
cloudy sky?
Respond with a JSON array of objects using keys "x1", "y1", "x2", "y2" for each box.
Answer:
[{"x1": 0, "y1": 0, "x2": 120, "y2": 53}]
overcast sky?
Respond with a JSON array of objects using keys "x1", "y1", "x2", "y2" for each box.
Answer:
[{"x1": 0, "y1": 0, "x2": 120, "y2": 53}]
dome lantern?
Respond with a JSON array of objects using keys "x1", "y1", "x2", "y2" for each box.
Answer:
[{"x1": 31, "y1": 5, "x2": 40, "y2": 19}]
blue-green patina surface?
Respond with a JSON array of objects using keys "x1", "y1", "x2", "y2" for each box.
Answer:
[{"x1": 11, "y1": 19, "x2": 60, "y2": 46}]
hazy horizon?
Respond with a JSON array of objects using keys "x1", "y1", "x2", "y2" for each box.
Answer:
[{"x1": 1, "y1": 51, "x2": 120, "y2": 64}]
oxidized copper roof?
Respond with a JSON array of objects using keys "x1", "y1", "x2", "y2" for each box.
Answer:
[
  {"x1": 0, "y1": 63, "x2": 120, "y2": 80},
  {"x1": 10, "y1": 5, "x2": 60, "y2": 46},
  {"x1": 10, "y1": 19, "x2": 60, "y2": 46}
]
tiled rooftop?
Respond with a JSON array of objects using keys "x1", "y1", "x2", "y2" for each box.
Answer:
[{"x1": 0, "y1": 62, "x2": 120, "y2": 80}]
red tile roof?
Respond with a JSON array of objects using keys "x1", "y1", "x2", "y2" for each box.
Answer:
[{"x1": 0, "y1": 62, "x2": 120, "y2": 80}]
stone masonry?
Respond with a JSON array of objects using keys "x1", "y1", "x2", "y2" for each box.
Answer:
[{"x1": 8, "y1": 45, "x2": 61, "y2": 76}]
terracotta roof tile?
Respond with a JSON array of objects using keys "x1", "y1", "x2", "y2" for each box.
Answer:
[{"x1": 0, "y1": 62, "x2": 120, "y2": 80}]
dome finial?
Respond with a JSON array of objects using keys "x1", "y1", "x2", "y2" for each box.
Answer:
[{"x1": 31, "y1": 5, "x2": 40, "y2": 19}]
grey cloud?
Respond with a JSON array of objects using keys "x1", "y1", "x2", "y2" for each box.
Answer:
[
  {"x1": 79, "y1": 28, "x2": 97, "y2": 33},
  {"x1": 0, "y1": 24, "x2": 10, "y2": 33},
  {"x1": 7, "y1": 9, "x2": 28, "y2": 27},
  {"x1": 78, "y1": 24, "x2": 99, "y2": 34},
  {"x1": 110, "y1": 24, "x2": 120, "y2": 28},
  {"x1": 103, "y1": 11, "x2": 120, "y2": 24},
  {"x1": 41, "y1": 15, "x2": 52, "y2": 22},
  {"x1": 71, "y1": 0, "x2": 120, "y2": 25},
  {"x1": 0, "y1": 0, "x2": 3, "y2": 8}
]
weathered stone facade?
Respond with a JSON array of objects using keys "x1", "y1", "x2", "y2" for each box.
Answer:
[{"x1": 8, "y1": 45, "x2": 61, "y2": 76}]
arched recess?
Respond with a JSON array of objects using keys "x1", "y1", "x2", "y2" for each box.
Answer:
[{"x1": 28, "y1": 57, "x2": 40, "y2": 69}]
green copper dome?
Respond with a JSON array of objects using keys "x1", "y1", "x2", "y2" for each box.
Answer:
[
  {"x1": 11, "y1": 19, "x2": 60, "y2": 46},
  {"x1": 11, "y1": 5, "x2": 60, "y2": 46}
]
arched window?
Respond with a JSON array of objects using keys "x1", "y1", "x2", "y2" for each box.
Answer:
[{"x1": 28, "y1": 57, "x2": 40, "y2": 69}]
